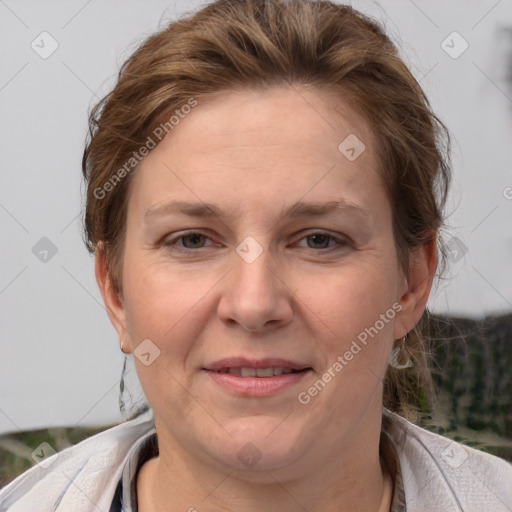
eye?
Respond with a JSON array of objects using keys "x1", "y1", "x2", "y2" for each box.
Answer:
[
  {"x1": 295, "y1": 231, "x2": 348, "y2": 250},
  {"x1": 163, "y1": 231, "x2": 215, "y2": 250},
  {"x1": 162, "y1": 230, "x2": 348, "y2": 252}
]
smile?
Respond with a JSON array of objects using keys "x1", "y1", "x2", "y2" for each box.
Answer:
[
  {"x1": 212, "y1": 367, "x2": 301, "y2": 377},
  {"x1": 203, "y1": 358, "x2": 312, "y2": 396}
]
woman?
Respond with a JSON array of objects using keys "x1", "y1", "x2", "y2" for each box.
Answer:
[{"x1": 1, "y1": 0, "x2": 510, "y2": 511}]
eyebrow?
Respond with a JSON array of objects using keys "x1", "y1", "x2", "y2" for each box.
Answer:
[{"x1": 143, "y1": 199, "x2": 371, "y2": 223}]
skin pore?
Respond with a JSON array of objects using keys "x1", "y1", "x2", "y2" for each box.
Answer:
[{"x1": 96, "y1": 85, "x2": 436, "y2": 512}]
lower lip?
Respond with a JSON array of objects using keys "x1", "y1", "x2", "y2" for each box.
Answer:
[{"x1": 204, "y1": 370, "x2": 310, "y2": 397}]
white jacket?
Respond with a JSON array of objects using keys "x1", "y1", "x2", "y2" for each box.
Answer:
[{"x1": 1, "y1": 408, "x2": 511, "y2": 511}]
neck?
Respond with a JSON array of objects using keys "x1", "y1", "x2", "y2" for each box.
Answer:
[{"x1": 137, "y1": 414, "x2": 392, "y2": 512}]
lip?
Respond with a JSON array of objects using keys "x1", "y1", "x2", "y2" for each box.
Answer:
[
  {"x1": 204, "y1": 357, "x2": 310, "y2": 371},
  {"x1": 202, "y1": 357, "x2": 312, "y2": 397}
]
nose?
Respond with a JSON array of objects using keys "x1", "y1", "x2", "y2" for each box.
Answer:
[{"x1": 217, "y1": 244, "x2": 294, "y2": 333}]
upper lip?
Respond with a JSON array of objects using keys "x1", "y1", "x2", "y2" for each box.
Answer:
[{"x1": 204, "y1": 357, "x2": 311, "y2": 371}]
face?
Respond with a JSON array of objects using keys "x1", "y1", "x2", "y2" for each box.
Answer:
[{"x1": 98, "y1": 86, "x2": 430, "y2": 479}]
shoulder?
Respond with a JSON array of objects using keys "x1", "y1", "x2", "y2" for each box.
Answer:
[
  {"x1": 384, "y1": 410, "x2": 512, "y2": 512},
  {"x1": 0, "y1": 409, "x2": 155, "y2": 512}
]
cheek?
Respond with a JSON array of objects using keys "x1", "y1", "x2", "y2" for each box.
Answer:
[
  {"x1": 121, "y1": 259, "x2": 218, "y2": 414},
  {"x1": 122, "y1": 256, "x2": 216, "y2": 355},
  {"x1": 294, "y1": 256, "x2": 400, "y2": 404},
  {"x1": 299, "y1": 261, "x2": 398, "y2": 340},
  {"x1": 294, "y1": 268, "x2": 398, "y2": 425}
]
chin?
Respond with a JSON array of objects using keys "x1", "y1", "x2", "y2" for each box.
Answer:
[{"x1": 208, "y1": 415, "x2": 312, "y2": 474}]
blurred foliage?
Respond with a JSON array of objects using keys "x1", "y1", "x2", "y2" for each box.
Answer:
[
  {"x1": 417, "y1": 312, "x2": 512, "y2": 462},
  {"x1": 1, "y1": 313, "x2": 511, "y2": 487},
  {"x1": 0, "y1": 425, "x2": 111, "y2": 488}
]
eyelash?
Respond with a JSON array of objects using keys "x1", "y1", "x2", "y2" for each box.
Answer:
[{"x1": 162, "y1": 230, "x2": 349, "y2": 252}]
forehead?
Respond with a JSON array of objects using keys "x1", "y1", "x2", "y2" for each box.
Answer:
[{"x1": 128, "y1": 85, "x2": 385, "y2": 220}]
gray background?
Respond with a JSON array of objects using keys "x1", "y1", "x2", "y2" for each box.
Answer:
[{"x1": 1, "y1": 0, "x2": 511, "y2": 434}]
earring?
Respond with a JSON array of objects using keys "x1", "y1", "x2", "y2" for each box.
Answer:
[
  {"x1": 120, "y1": 341, "x2": 127, "y2": 354},
  {"x1": 389, "y1": 336, "x2": 413, "y2": 369}
]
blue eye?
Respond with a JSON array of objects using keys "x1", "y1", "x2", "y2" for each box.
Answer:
[
  {"x1": 304, "y1": 233, "x2": 335, "y2": 249},
  {"x1": 179, "y1": 233, "x2": 209, "y2": 249},
  {"x1": 162, "y1": 230, "x2": 348, "y2": 252},
  {"x1": 163, "y1": 232, "x2": 214, "y2": 250},
  {"x1": 296, "y1": 232, "x2": 347, "y2": 250}
]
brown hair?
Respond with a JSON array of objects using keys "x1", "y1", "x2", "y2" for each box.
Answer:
[{"x1": 82, "y1": 0, "x2": 451, "y2": 416}]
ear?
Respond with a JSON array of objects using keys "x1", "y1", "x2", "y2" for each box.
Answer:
[
  {"x1": 393, "y1": 236, "x2": 438, "y2": 339},
  {"x1": 95, "y1": 244, "x2": 132, "y2": 353}
]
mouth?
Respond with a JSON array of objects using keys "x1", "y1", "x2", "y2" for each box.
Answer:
[
  {"x1": 210, "y1": 366, "x2": 308, "y2": 377},
  {"x1": 203, "y1": 358, "x2": 312, "y2": 396}
]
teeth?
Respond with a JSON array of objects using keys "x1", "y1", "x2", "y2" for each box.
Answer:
[
  {"x1": 256, "y1": 367, "x2": 274, "y2": 377},
  {"x1": 217, "y1": 367, "x2": 299, "y2": 377},
  {"x1": 240, "y1": 367, "x2": 257, "y2": 377}
]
